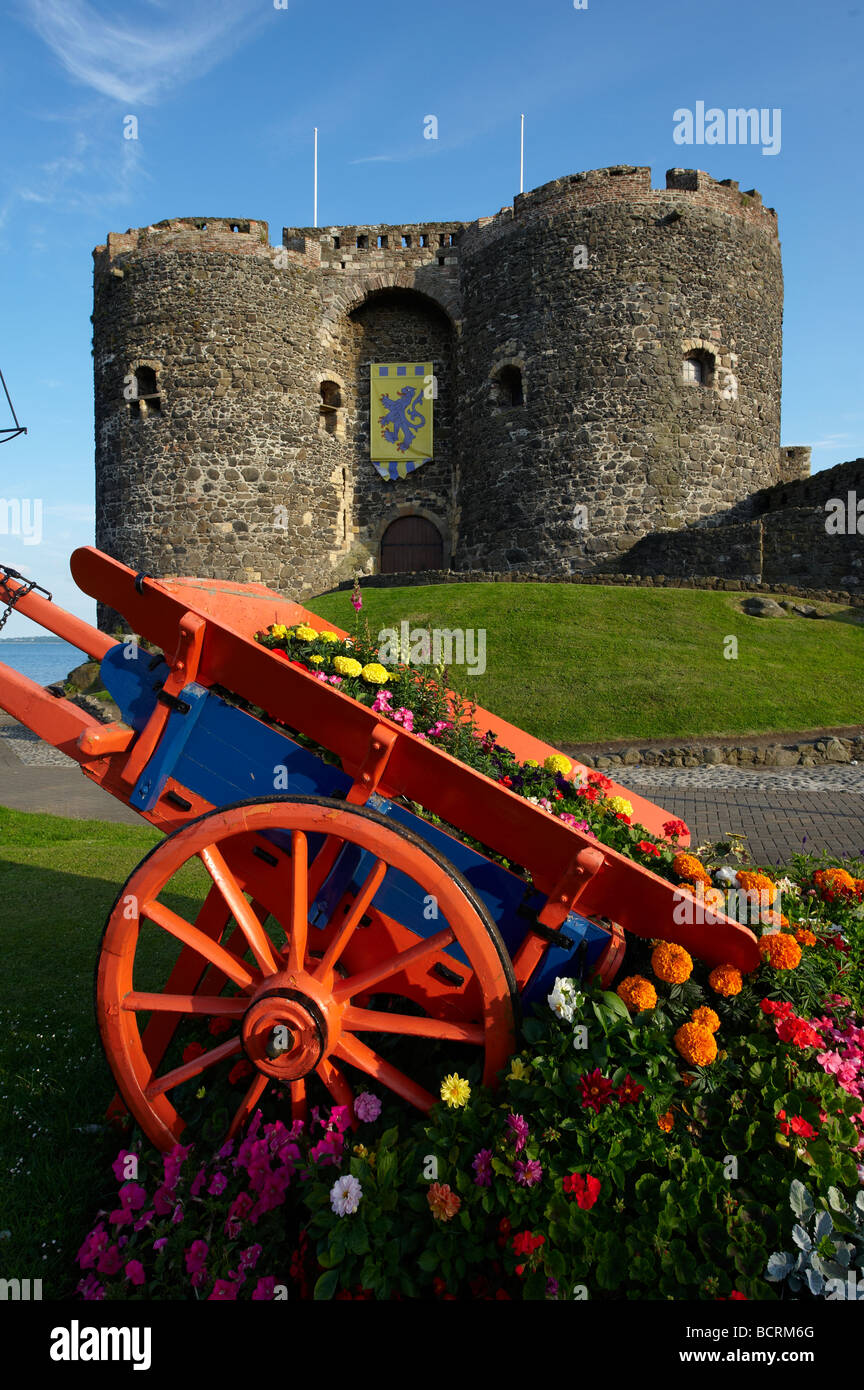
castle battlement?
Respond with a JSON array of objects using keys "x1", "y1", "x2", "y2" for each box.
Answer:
[{"x1": 92, "y1": 163, "x2": 790, "y2": 600}]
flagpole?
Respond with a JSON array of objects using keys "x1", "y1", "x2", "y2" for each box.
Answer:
[
  {"x1": 520, "y1": 113, "x2": 524, "y2": 193},
  {"x1": 313, "y1": 127, "x2": 318, "y2": 228}
]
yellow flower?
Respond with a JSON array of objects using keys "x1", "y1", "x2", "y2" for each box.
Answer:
[
  {"x1": 544, "y1": 754, "x2": 572, "y2": 776},
  {"x1": 195, "y1": 1086, "x2": 206, "y2": 1100},
  {"x1": 523, "y1": 759, "x2": 539, "y2": 769},
  {"x1": 708, "y1": 964, "x2": 743, "y2": 997},
  {"x1": 352, "y1": 1144, "x2": 369, "y2": 1159},
  {"x1": 308, "y1": 654, "x2": 324, "y2": 665},
  {"x1": 360, "y1": 662, "x2": 390, "y2": 685},
  {"x1": 319, "y1": 631, "x2": 340, "y2": 643},
  {"x1": 334, "y1": 656, "x2": 362, "y2": 678},
  {"x1": 608, "y1": 796, "x2": 633, "y2": 817},
  {"x1": 294, "y1": 625, "x2": 318, "y2": 642},
  {"x1": 440, "y1": 1073, "x2": 471, "y2": 1108},
  {"x1": 270, "y1": 624, "x2": 289, "y2": 640},
  {"x1": 507, "y1": 1057, "x2": 531, "y2": 1082}
]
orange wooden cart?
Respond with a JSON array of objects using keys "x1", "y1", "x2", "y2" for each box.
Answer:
[{"x1": 0, "y1": 551, "x2": 760, "y2": 1151}]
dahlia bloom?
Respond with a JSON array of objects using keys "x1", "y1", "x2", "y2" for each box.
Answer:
[{"x1": 330, "y1": 1174, "x2": 363, "y2": 1217}]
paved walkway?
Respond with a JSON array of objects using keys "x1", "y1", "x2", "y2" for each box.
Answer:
[{"x1": 1, "y1": 713, "x2": 863, "y2": 862}]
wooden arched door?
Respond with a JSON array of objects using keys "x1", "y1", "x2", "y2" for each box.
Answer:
[{"x1": 380, "y1": 516, "x2": 443, "y2": 573}]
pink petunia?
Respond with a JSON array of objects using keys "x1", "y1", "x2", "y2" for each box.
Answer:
[{"x1": 125, "y1": 1260, "x2": 146, "y2": 1286}]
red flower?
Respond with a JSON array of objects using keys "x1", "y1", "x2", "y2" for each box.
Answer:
[
  {"x1": 432, "y1": 1276, "x2": 447, "y2": 1296},
  {"x1": 615, "y1": 813, "x2": 632, "y2": 825},
  {"x1": 636, "y1": 840, "x2": 661, "y2": 857},
  {"x1": 553, "y1": 790, "x2": 564, "y2": 800},
  {"x1": 498, "y1": 776, "x2": 513, "y2": 787},
  {"x1": 579, "y1": 1068, "x2": 615, "y2": 1113},
  {"x1": 208, "y1": 1018, "x2": 232, "y2": 1037},
  {"x1": 578, "y1": 786, "x2": 601, "y2": 803},
  {"x1": 587, "y1": 771, "x2": 612, "y2": 790},
  {"x1": 615, "y1": 1074, "x2": 645, "y2": 1105},
  {"x1": 562, "y1": 1173, "x2": 601, "y2": 1209},
  {"x1": 182, "y1": 1042, "x2": 206, "y2": 1064},
  {"x1": 512, "y1": 1230, "x2": 545, "y2": 1257},
  {"x1": 778, "y1": 1110, "x2": 818, "y2": 1139},
  {"x1": 663, "y1": 819, "x2": 689, "y2": 840},
  {"x1": 228, "y1": 1060, "x2": 254, "y2": 1085},
  {"x1": 728, "y1": 1291, "x2": 748, "y2": 1300},
  {"x1": 831, "y1": 934, "x2": 849, "y2": 955}
]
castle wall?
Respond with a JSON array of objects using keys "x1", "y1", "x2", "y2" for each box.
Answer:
[
  {"x1": 92, "y1": 170, "x2": 801, "y2": 607},
  {"x1": 454, "y1": 167, "x2": 784, "y2": 571}
]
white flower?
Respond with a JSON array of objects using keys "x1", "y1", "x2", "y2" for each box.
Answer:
[
  {"x1": 775, "y1": 876, "x2": 800, "y2": 898},
  {"x1": 330, "y1": 1174, "x2": 363, "y2": 1217},
  {"x1": 547, "y1": 976, "x2": 583, "y2": 1022}
]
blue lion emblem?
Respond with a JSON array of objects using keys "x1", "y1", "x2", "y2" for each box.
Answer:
[{"x1": 378, "y1": 386, "x2": 426, "y2": 454}]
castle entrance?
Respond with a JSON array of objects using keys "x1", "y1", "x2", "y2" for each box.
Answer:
[{"x1": 380, "y1": 515, "x2": 443, "y2": 573}]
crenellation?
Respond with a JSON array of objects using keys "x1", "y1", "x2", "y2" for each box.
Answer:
[{"x1": 91, "y1": 162, "x2": 845, "y2": 613}]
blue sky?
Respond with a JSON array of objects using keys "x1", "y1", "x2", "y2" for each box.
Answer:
[{"x1": 0, "y1": 0, "x2": 861, "y2": 634}]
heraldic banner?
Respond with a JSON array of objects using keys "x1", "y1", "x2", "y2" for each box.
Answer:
[{"x1": 369, "y1": 362, "x2": 433, "y2": 480}]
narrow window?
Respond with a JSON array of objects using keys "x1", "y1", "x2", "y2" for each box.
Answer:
[
  {"x1": 495, "y1": 365, "x2": 524, "y2": 407},
  {"x1": 683, "y1": 356, "x2": 704, "y2": 385},
  {"x1": 129, "y1": 364, "x2": 161, "y2": 418},
  {"x1": 319, "y1": 380, "x2": 342, "y2": 435},
  {"x1": 401, "y1": 234, "x2": 411, "y2": 247},
  {"x1": 356, "y1": 234, "x2": 368, "y2": 249},
  {"x1": 377, "y1": 235, "x2": 388, "y2": 249},
  {"x1": 420, "y1": 233, "x2": 429, "y2": 248},
  {"x1": 333, "y1": 235, "x2": 341, "y2": 249}
]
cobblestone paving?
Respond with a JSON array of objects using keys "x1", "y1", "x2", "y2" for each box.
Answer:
[
  {"x1": 619, "y1": 764, "x2": 864, "y2": 793},
  {"x1": 0, "y1": 723, "x2": 71, "y2": 767}
]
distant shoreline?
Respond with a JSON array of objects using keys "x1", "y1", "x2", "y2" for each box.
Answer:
[{"x1": 0, "y1": 636, "x2": 68, "y2": 644}]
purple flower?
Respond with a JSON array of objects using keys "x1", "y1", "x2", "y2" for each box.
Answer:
[
  {"x1": 354, "y1": 1092, "x2": 382, "y2": 1123},
  {"x1": 472, "y1": 1148, "x2": 493, "y2": 1187},
  {"x1": 125, "y1": 1260, "x2": 146, "y2": 1287},
  {"x1": 208, "y1": 1172, "x2": 228, "y2": 1196},
  {"x1": 185, "y1": 1239, "x2": 209, "y2": 1275},
  {"x1": 111, "y1": 1150, "x2": 138, "y2": 1184},
  {"x1": 252, "y1": 1276, "x2": 277, "y2": 1300},
  {"x1": 513, "y1": 1158, "x2": 543, "y2": 1187},
  {"x1": 171, "y1": 1202, "x2": 184, "y2": 1225},
  {"x1": 77, "y1": 1224, "x2": 109, "y2": 1270},
  {"x1": 507, "y1": 1113, "x2": 529, "y2": 1153},
  {"x1": 133, "y1": 1210, "x2": 155, "y2": 1232},
  {"x1": 153, "y1": 1238, "x2": 168, "y2": 1253},
  {"x1": 209, "y1": 1279, "x2": 240, "y2": 1300},
  {"x1": 239, "y1": 1243, "x2": 263, "y2": 1272},
  {"x1": 77, "y1": 1274, "x2": 105, "y2": 1301}
]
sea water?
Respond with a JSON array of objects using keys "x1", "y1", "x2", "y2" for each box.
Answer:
[{"x1": 0, "y1": 639, "x2": 89, "y2": 688}]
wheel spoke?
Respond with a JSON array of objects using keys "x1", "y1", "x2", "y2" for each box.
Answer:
[
  {"x1": 199, "y1": 844, "x2": 279, "y2": 976},
  {"x1": 122, "y1": 992, "x2": 247, "y2": 1017},
  {"x1": 286, "y1": 830, "x2": 309, "y2": 973},
  {"x1": 290, "y1": 1078, "x2": 307, "y2": 1122},
  {"x1": 145, "y1": 1036, "x2": 243, "y2": 1099},
  {"x1": 333, "y1": 927, "x2": 455, "y2": 1002},
  {"x1": 334, "y1": 1032, "x2": 436, "y2": 1110},
  {"x1": 342, "y1": 1006, "x2": 484, "y2": 1045},
  {"x1": 317, "y1": 1057, "x2": 354, "y2": 1112},
  {"x1": 227, "y1": 1072, "x2": 270, "y2": 1140},
  {"x1": 315, "y1": 858, "x2": 387, "y2": 979},
  {"x1": 142, "y1": 898, "x2": 255, "y2": 991}
]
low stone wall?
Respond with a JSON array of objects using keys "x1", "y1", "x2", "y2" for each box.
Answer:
[
  {"x1": 320, "y1": 570, "x2": 864, "y2": 606},
  {"x1": 577, "y1": 734, "x2": 864, "y2": 771}
]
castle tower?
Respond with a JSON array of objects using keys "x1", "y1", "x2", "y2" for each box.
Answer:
[
  {"x1": 92, "y1": 169, "x2": 794, "y2": 602},
  {"x1": 454, "y1": 167, "x2": 786, "y2": 571}
]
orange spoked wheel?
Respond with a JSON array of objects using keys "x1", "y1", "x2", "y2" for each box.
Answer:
[{"x1": 96, "y1": 796, "x2": 518, "y2": 1151}]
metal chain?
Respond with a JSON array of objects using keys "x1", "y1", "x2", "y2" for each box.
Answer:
[{"x1": 0, "y1": 564, "x2": 52, "y2": 633}]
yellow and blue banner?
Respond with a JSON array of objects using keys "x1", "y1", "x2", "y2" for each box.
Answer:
[{"x1": 370, "y1": 363, "x2": 433, "y2": 480}]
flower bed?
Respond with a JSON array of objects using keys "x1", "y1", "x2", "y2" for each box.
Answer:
[{"x1": 75, "y1": 853, "x2": 864, "y2": 1301}]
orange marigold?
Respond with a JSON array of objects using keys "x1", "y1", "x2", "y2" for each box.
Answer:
[
  {"x1": 759, "y1": 932, "x2": 802, "y2": 971},
  {"x1": 813, "y1": 867, "x2": 857, "y2": 903},
  {"x1": 674, "y1": 1022, "x2": 718, "y2": 1067},
  {"x1": 736, "y1": 871, "x2": 779, "y2": 905},
  {"x1": 651, "y1": 941, "x2": 694, "y2": 984},
  {"x1": 672, "y1": 852, "x2": 711, "y2": 886},
  {"x1": 691, "y1": 1006, "x2": 721, "y2": 1033},
  {"x1": 760, "y1": 910, "x2": 790, "y2": 928},
  {"x1": 657, "y1": 1110, "x2": 675, "y2": 1132},
  {"x1": 794, "y1": 928, "x2": 818, "y2": 947},
  {"x1": 616, "y1": 975, "x2": 658, "y2": 1013},
  {"x1": 708, "y1": 965, "x2": 743, "y2": 997}
]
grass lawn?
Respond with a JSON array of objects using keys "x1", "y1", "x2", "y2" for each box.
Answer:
[
  {"x1": 0, "y1": 807, "x2": 201, "y2": 1296},
  {"x1": 308, "y1": 583, "x2": 863, "y2": 745}
]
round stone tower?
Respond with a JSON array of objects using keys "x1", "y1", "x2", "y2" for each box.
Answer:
[
  {"x1": 92, "y1": 169, "x2": 791, "y2": 604},
  {"x1": 454, "y1": 166, "x2": 785, "y2": 571}
]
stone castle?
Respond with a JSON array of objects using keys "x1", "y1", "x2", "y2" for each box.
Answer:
[{"x1": 92, "y1": 165, "x2": 862, "y2": 600}]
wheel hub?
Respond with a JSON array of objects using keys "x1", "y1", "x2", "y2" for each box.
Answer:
[{"x1": 242, "y1": 974, "x2": 340, "y2": 1080}]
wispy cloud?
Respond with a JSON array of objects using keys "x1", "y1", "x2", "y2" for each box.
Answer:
[
  {"x1": 810, "y1": 432, "x2": 852, "y2": 450},
  {"x1": 20, "y1": 0, "x2": 269, "y2": 105}
]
